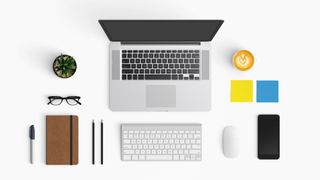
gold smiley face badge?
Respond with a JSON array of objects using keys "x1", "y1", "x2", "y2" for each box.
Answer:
[{"x1": 233, "y1": 50, "x2": 254, "y2": 71}]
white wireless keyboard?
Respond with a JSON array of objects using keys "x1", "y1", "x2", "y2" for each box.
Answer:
[{"x1": 121, "y1": 124, "x2": 202, "y2": 161}]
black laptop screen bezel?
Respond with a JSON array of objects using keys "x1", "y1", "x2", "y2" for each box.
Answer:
[{"x1": 98, "y1": 20, "x2": 224, "y2": 42}]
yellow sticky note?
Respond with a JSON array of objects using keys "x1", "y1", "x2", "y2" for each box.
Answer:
[{"x1": 231, "y1": 80, "x2": 253, "y2": 102}]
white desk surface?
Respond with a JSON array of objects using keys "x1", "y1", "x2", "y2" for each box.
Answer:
[{"x1": 0, "y1": 0, "x2": 319, "y2": 179}]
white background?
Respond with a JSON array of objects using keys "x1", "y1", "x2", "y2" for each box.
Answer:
[{"x1": 0, "y1": 0, "x2": 319, "y2": 179}]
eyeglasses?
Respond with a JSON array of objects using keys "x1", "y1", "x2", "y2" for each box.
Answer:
[{"x1": 48, "y1": 96, "x2": 82, "y2": 106}]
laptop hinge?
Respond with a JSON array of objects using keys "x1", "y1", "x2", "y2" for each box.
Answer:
[{"x1": 121, "y1": 41, "x2": 201, "y2": 45}]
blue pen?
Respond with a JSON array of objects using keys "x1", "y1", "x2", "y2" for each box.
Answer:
[{"x1": 29, "y1": 125, "x2": 35, "y2": 164}]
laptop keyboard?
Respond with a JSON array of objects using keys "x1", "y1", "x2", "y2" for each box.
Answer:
[{"x1": 121, "y1": 50, "x2": 200, "y2": 80}]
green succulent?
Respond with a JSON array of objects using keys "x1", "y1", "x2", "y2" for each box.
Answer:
[{"x1": 53, "y1": 54, "x2": 77, "y2": 78}]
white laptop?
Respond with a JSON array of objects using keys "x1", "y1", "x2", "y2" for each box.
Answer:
[{"x1": 99, "y1": 20, "x2": 223, "y2": 111}]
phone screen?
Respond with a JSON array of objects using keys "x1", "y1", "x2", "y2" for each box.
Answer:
[{"x1": 258, "y1": 115, "x2": 280, "y2": 159}]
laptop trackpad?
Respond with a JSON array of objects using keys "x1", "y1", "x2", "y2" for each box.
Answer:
[{"x1": 146, "y1": 85, "x2": 176, "y2": 108}]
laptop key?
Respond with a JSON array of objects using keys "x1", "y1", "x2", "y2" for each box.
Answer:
[
  {"x1": 172, "y1": 74, "x2": 178, "y2": 80},
  {"x1": 122, "y1": 75, "x2": 126, "y2": 80},
  {"x1": 122, "y1": 59, "x2": 129, "y2": 63},
  {"x1": 122, "y1": 64, "x2": 130, "y2": 68},
  {"x1": 188, "y1": 69, "x2": 199, "y2": 74},
  {"x1": 179, "y1": 74, "x2": 183, "y2": 80},
  {"x1": 145, "y1": 75, "x2": 171, "y2": 80},
  {"x1": 133, "y1": 75, "x2": 137, "y2": 80},
  {"x1": 127, "y1": 74, "x2": 132, "y2": 80},
  {"x1": 192, "y1": 54, "x2": 199, "y2": 58},
  {"x1": 122, "y1": 69, "x2": 133, "y2": 74},
  {"x1": 191, "y1": 64, "x2": 199, "y2": 68},
  {"x1": 138, "y1": 75, "x2": 144, "y2": 80}
]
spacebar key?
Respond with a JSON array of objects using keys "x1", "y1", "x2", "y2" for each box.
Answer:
[
  {"x1": 146, "y1": 155, "x2": 173, "y2": 160},
  {"x1": 145, "y1": 75, "x2": 171, "y2": 80}
]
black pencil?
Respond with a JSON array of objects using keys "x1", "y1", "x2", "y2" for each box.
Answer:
[
  {"x1": 101, "y1": 120, "x2": 103, "y2": 164},
  {"x1": 92, "y1": 120, "x2": 95, "y2": 165}
]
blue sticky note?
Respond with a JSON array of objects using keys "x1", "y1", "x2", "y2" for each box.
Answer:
[{"x1": 256, "y1": 80, "x2": 279, "y2": 103}]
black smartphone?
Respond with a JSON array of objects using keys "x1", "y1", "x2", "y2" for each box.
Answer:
[{"x1": 258, "y1": 114, "x2": 280, "y2": 159}]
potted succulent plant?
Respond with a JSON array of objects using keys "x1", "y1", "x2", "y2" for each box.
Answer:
[{"x1": 53, "y1": 54, "x2": 77, "y2": 78}]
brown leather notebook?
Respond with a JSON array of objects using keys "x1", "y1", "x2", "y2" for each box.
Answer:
[{"x1": 46, "y1": 115, "x2": 78, "y2": 165}]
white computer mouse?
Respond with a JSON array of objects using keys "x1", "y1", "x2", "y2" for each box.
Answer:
[{"x1": 223, "y1": 126, "x2": 239, "y2": 158}]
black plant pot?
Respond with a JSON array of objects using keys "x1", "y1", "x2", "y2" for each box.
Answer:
[{"x1": 53, "y1": 54, "x2": 77, "y2": 78}]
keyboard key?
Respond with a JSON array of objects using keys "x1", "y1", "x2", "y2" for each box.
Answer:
[
  {"x1": 168, "y1": 59, "x2": 172, "y2": 63},
  {"x1": 164, "y1": 64, "x2": 168, "y2": 68},
  {"x1": 134, "y1": 69, "x2": 139, "y2": 74},
  {"x1": 146, "y1": 155, "x2": 172, "y2": 161},
  {"x1": 172, "y1": 74, "x2": 178, "y2": 80},
  {"x1": 191, "y1": 64, "x2": 199, "y2": 68},
  {"x1": 130, "y1": 59, "x2": 134, "y2": 63},
  {"x1": 133, "y1": 75, "x2": 137, "y2": 80},
  {"x1": 138, "y1": 75, "x2": 144, "y2": 80},
  {"x1": 188, "y1": 69, "x2": 199, "y2": 74},
  {"x1": 161, "y1": 69, "x2": 165, "y2": 74},
  {"x1": 142, "y1": 64, "x2": 147, "y2": 68},
  {"x1": 179, "y1": 74, "x2": 183, "y2": 80},
  {"x1": 127, "y1": 74, "x2": 132, "y2": 80},
  {"x1": 122, "y1": 64, "x2": 130, "y2": 68},
  {"x1": 192, "y1": 54, "x2": 199, "y2": 58},
  {"x1": 156, "y1": 69, "x2": 160, "y2": 74},
  {"x1": 122, "y1": 54, "x2": 127, "y2": 58},
  {"x1": 122, "y1": 75, "x2": 126, "y2": 80},
  {"x1": 145, "y1": 75, "x2": 171, "y2": 80},
  {"x1": 122, "y1": 59, "x2": 129, "y2": 63},
  {"x1": 122, "y1": 69, "x2": 133, "y2": 74},
  {"x1": 195, "y1": 59, "x2": 200, "y2": 63}
]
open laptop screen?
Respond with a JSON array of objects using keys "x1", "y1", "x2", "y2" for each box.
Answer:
[{"x1": 99, "y1": 20, "x2": 223, "y2": 42}]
